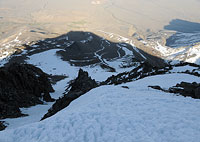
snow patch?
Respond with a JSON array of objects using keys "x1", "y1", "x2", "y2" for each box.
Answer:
[{"x1": 1, "y1": 74, "x2": 200, "y2": 142}]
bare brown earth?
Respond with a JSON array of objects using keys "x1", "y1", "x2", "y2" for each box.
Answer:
[{"x1": 0, "y1": 0, "x2": 200, "y2": 58}]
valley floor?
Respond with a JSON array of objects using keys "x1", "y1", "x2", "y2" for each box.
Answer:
[{"x1": 0, "y1": 73, "x2": 200, "y2": 142}]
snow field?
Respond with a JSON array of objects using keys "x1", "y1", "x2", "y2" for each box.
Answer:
[
  {"x1": 1, "y1": 74, "x2": 200, "y2": 142},
  {"x1": 25, "y1": 49, "x2": 138, "y2": 82}
]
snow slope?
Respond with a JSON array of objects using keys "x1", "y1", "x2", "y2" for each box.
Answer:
[
  {"x1": 25, "y1": 49, "x2": 139, "y2": 82},
  {"x1": 1, "y1": 74, "x2": 200, "y2": 142}
]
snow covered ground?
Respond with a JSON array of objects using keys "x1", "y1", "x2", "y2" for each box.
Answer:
[
  {"x1": 1, "y1": 74, "x2": 200, "y2": 142},
  {"x1": 25, "y1": 49, "x2": 138, "y2": 82},
  {"x1": 0, "y1": 30, "x2": 200, "y2": 142},
  {"x1": 169, "y1": 65, "x2": 199, "y2": 73}
]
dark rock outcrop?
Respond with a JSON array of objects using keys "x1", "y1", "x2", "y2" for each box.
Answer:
[
  {"x1": 101, "y1": 61, "x2": 200, "y2": 86},
  {"x1": 41, "y1": 69, "x2": 98, "y2": 120},
  {"x1": 102, "y1": 61, "x2": 170, "y2": 85},
  {"x1": 195, "y1": 87, "x2": 200, "y2": 99},
  {"x1": 0, "y1": 63, "x2": 54, "y2": 119},
  {"x1": 100, "y1": 63, "x2": 116, "y2": 72},
  {"x1": 148, "y1": 85, "x2": 165, "y2": 91},
  {"x1": 172, "y1": 82, "x2": 200, "y2": 99},
  {"x1": 0, "y1": 101, "x2": 24, "y2": 119},
  {"x1": 121, "y1": 86, "x2": 129, "y2": 89},
  {"x1": 149, "y1": 82, "x2": 200, "y2": 99},
  {"x1": 0, "y1": 121, "x2": 6, "y2": 131}
]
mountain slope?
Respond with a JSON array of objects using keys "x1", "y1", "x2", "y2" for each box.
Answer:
[
  {"x1": 0, "y1": 74, "x2": 200, "y2": 142},
  {"x1": 0, "y1": 31, "x2": 200, "y2": 141}
]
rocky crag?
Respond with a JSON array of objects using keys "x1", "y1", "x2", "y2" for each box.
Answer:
[
  {"x1": 41, "y1": 69, "x2": 98, "y2": 120},
  {"x1": 0, "y1": 63, "x2": 54, "y2": 120},
  {"x1": 149, "y1": 82, "x2": 200, "y2": 99}
]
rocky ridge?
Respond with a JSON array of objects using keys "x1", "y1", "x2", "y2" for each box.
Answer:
[
  {"x1": 41, "y1": 69, "x2": 98, "y2": 120},
  {"x1": 41, "y1": 61, "x2": 200, "y2": 120},
  {"x1": 0, "y1": 63, "x2": 54, "y2": 120}
]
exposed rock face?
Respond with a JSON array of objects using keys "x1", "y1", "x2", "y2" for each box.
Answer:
[
  {"x1": 149, "y1": 82, "x2": 200, "y2": 99},
  {"x1": 0, "y1": 121, "x2": 6, "y2": 131},
  {"x1": 173, "y1": 82, "x2": 200, "y2": 99},
  {"x1": 0, "y1": 63, "x2": 54, "y2": 119},
  {"x1": 101, "y1": 61, "x2": 200, "y2": 86},
  {"x1": 102, "y1": 61, "x2": 170, "y2": 85},
  {"x1": 41, "y1": 69, "x2": 98, "y2": 120},
  {"x1": 195, "y1": 87, "x2": 200, "y2": 99},
  {"x1": 0, "y1": 102, "x2": 23, "y2": 119}
]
